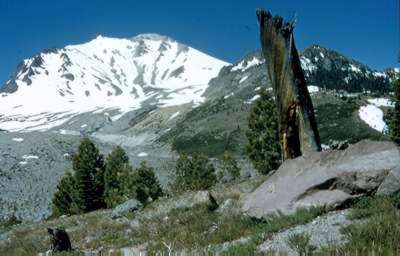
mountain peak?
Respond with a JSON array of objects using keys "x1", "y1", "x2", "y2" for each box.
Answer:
[
  {"x1": 0, "y1": 33, "x2": 229, "y2": 132},
  {"x1": 131, "y1": 33, "x2": 174, "y2": 42}
]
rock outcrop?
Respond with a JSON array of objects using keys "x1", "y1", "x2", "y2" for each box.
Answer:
[
  {"x1": 111, "y1": 199, "x2": 143, "y2": 219},
  {"x1": 242, "y1": 140, "x2": 400, "y2": 218}
]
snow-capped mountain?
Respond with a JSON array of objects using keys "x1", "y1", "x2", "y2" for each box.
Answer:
[
  {"x1": 300, "y1": 45, "x2": 398, "y2": 93},
  {"x1": 0, "y1": 34, "x2": 229, "y2": 132}
]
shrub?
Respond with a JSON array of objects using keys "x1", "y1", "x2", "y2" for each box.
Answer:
[
  {"x1": 173, "y1": 154, "x2": 216, "y2": 192},
  {"x1": 246, "y1": 88, "x2": 281, "y2": 174},
  {"x1": 221, "y1": 151, "x2": 240, "y2": 180}
]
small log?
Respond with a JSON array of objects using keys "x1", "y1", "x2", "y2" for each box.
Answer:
[{"x1": 256, "y1": 9, "x2": 321, "y2": 159}]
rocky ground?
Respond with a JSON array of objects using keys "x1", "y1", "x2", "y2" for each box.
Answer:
[{"x1": 258, "y1": 209, "x2": 354, "y2": 255}]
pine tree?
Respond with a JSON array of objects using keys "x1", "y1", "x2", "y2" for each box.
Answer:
[
  {"x1": 221, "y1": 151, "x2": 240, "y2": 180},
  {"x1": 389, "y1": 79, "x2": 400, "y2": 145},
  {"x1": 136, "y1": 161, "x2": 163, "y2": 204},
  {"x1": 246, "y1": 88, "x2": 281, "y2": 175},
  {"x1": 52, "y1": 171, "x2": 78, "y2": 216},
  {"x1": 104, "y1": 146, "x2": 131, "y2": 208},
  {"x1": 174, "y1": 154, "x2": 216, "y2": 191},
  {"x1": 73, "y1": 138, "x2": 105, "y2": 212}
]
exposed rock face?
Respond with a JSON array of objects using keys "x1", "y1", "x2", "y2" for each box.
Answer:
[
  {"x1": 256, "y1": 9, "x2": 321, "y2": 159},
  {"x1": 111, "y1": 199, "x2": 143, "y2": 219},
  {"x1": 242, "y1": 140, "x2": 400, "y2": 218}
]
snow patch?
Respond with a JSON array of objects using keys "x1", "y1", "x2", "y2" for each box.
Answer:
[
  {"x1": 245, "y1": 95, "x2": 261, "y2": 104},
  {"x1": 239, "y1": 76, "x2": 248, "y2": 84},
  {"x1": 350, "y1": 64, "x2": 361, "y2": 73},
  {"x1": 137, "y1": 152, "x2": 148, "y2": 157},
  {"x1": 224, "y1": 92, "x2": 234, "y2": 99},
  {"x1": 59, "y1": 129, "x2": 80, "y2": 136},
  {"x1": 12, "y1": 137, "x2": 24, "y2": 142},
  {"x1": 308, "y1": 86, "x2": 319, "y2": 94},
  {"x1": 367, "y1": 98, "x2": 394, "y2": 107},
  {"x1": 358, "y1": 105, "x2": 387, "y2": 132},
  {"x1": 168, "y1": 111, "x2": 180, "y2": 121},
  {"x1": 22, "y1": 155, "x2": 39, "y2": 160},
  {"x1": 300, "y1": 57, "x2": 317, "y2": 72},
  {"x1": 232, "y1": 57, "x2": 263, "y2": 72}
]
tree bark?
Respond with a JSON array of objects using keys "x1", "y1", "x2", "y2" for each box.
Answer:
[{"x1": 256, "y1": 9, "x2": 321, "y2": 160}]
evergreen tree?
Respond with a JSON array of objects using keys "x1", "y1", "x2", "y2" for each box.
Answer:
[
  {"x1": 104, "y1": 146, "x2": 132, "y2": 208},
  {"x1": 221, "y1": 151, "x2": 240, "y2": 180},
  {"x1": 136, "y1": 161, "x2": 163, "y2": 204},
  {"x1": 73, "y1": 138, "x2": 105, "y2": 212},
  {"x1": 389, "y1": 79, "x2": 400, "y2": 145},
  {"x1": 246, "y1": 88, "x2": 281, "y2": 175},
  {"x1": 174, "y1": 154, "x2": 216, "y2": 191},
  {"x1": 52, "y1": 171, "x2": 78, "y2": 216}
]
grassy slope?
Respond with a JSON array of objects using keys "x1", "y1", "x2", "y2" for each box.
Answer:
[{"x1": 0, "y1": 176, "x2": 329, "y2": 255}]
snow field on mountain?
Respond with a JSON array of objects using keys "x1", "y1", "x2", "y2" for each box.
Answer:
[{"x1": 0, "y1": 34, "x2": 229, "y2": 132}]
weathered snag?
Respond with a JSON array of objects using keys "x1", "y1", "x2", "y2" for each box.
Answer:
[{"x1": 256, "y1": 9, "x2": 321, "y2": 159}]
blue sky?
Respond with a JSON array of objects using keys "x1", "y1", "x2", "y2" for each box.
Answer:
[{"x1": 0, "y1": 0, "x2": 397, "y2": 85}]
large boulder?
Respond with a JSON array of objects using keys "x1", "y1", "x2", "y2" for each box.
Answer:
[
  {"x1": 242, "y1": 140, "x2": 400, "y2": 218},
  {"x1": 111, "y1": 199, "x2": 143, "y2": 219}
]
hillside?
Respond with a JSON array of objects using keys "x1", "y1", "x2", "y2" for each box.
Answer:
[{"x1": 0, "y1": 34, "x2": 396, "y2": 222}]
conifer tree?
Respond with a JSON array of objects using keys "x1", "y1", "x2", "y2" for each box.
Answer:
[
  {"x1": 52, "y1": 171, "x2": 78, "y2": 216},
  {"x1": 73, "y1": 138, "x2": 105, "y2": 212},
  {"x1": 104, "y1": 146, "x2": 131, "y2": 208},
  {"x1": 174, "y1": 154, "x2": 216, "y2": 191},
  {"x1": 246, "y1": 88, "x2": 281, "y2": 174},
  {"x1": 136, "y1": 161, "x2": 163, "y2": 204},
  {"x1": 389, "y1": 79, "x2": 400, "y2": 145}
]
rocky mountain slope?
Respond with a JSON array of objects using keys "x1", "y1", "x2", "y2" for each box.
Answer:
[
  {"x1": 0, "y1": 33, "x2": 228, "y2": 132},
  {"x1": 0, "y1": 34, "x2": 397, "y2": 221}
]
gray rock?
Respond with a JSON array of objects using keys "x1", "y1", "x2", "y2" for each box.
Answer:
[
  {"x1": 242, "y1": 140, "x2": 400, "y2": 218},
  {"x1": 258, "y1": 210, "x2": 355, "y2": 255},
  {"x1": 111, "y1": 199, "x2": 143, "y2": 219}
]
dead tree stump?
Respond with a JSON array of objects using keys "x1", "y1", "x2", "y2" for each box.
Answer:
[
  {"x1": 47, "y1": 228, "x2": 72, "y2": 252},
  {"x1": 256, "y1": 9, "x2": 321, "y2": 160}
]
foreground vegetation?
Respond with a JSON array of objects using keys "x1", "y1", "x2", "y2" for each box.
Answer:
[{"x1": 0, "y1": 175, "x2": 329, "y2": 255}]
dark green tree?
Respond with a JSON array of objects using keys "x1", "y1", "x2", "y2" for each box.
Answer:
[
  {"x1": 221, "y1": 151, "x2": 240, "y2": 180},
  {"x1": 174, "y1": 154, "x2": 216, "y2": 191},
  {"x1": 136, "y1": 161, "x2": 163, "y2": 204},
  {"x1": 104, "y1": 146, "x2": 132, "y2": 208},
  {"x1": 246, "y1": 88, "x2": 281, "y2": 174},
  {"x1": 52, "y1": 171, "x2": 79, "y2": 216},
  {"x1": 389, "y1": 79, "x2": 400, "y2": 145},
  {"x1": 73, "y1": 138, "x2": 105, "y2": 212}
]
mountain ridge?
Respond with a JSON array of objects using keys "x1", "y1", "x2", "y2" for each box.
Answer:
[{"x1": 0, "y1": 33, "x2": 229, "y2": 132}]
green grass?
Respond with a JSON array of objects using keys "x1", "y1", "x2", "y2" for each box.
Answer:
[
  {"x1": 287, "y1": 233, "x2": 316, "y2": 256},
  {"x1": 134, "y1": 204, "x2": 328, "y2": 254},
  {"x1": 319, "y1": 194, "x2": 400, "y2": 255}
]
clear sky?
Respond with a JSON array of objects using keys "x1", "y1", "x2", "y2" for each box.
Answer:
[{"x1": 0, "y1": 0, "x2": 397, "y2": 85}]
